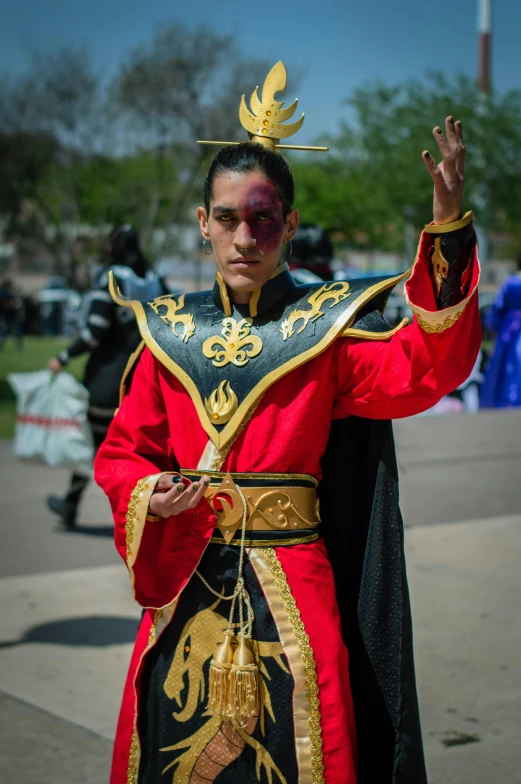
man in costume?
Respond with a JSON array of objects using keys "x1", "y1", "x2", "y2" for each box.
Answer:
[
  {"x1": 47, "y1": 224, "x2": 164, "y2": 527},
  {"x1": 95, "y1": 62, "x2": 481, "y2": 784}
]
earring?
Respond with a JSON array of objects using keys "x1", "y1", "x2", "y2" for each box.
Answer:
[
  {"x1": 283, "y1": 241, "x2": 293, "y2": 259},
  {"x1": 203, "y1": 238, "x2": 212, "y2": 256}
]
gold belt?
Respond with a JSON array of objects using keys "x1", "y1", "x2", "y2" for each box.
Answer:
[{"x1": 180, "y1": 470, "x2": 320, "y2": 545}]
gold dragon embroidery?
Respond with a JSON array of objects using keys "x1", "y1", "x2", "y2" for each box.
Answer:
[
  {"x1": 160, "y1": 600, "x2": 289, "y2": 783},
  {"x1": 280, "y1": 282, "x2": 351, "y2": 341},
  {"x1": 147, "y1": 294, "x2": 196, "y2": 343},
  {"x1": 202, "y1": 318, "x2": 263, "y2": 368}
]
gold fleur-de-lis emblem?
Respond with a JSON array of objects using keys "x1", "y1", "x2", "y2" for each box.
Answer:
[{"x1": 202, "y1": 318, "x2": 263, "y2": 368}]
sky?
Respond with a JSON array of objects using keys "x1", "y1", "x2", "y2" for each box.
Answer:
[{"x1": 2, "y1": 0, "x2": 520, "y2": 144}]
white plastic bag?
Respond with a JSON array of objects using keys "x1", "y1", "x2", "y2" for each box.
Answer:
[{"x1": 8, "y1": 370, "x2": 94, "y2": 475}]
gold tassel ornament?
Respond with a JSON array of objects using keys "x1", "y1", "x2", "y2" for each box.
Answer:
[
  {"x1": 205, "y1": 484, "x2": 259, "y2": 725},
  {"x1": 208, "y1": 630, "x2": 234, "y2": 718},
  {"x1": 229, "y1": 637, "x2": 259, "y2": 722}
]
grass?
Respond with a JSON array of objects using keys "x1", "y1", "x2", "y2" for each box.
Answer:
[{"x1": 0, "y1": 337, "x2": 87, "y2": 438}]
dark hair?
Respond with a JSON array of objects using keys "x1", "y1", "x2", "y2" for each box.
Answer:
[
  {"x1": 203, "y1": 142, "x2": 295, "y2": 217},
  {"x1": 108, "y1": 224, "x2": 149, "y2": 278}
]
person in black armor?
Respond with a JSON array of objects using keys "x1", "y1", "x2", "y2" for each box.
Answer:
[
  {"x1": 289, "y1": 222, "x2": 334, "y2": 280},
  {"x1": 47, "y1": 224, "x2": 165, "y2": 527}
]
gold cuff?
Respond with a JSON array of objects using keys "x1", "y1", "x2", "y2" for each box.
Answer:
[
  {"x1": 126, "y1": 472, "x2": 178, "y2": 564},
  {"x1": 146, "y1": 512, "x2": 162, "y2": 522},
  {"x1": 126, "y1": 475, "x2": 156, "y2": 560},
  {"x1": 415, "y1": 306, "x2": 467, "y2": 334},
  {"x1": 423, "y1": 210, "x2": 474, "y2": 234}
]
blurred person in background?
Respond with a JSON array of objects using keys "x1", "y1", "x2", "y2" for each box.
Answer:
[
  {"x1": 480, "y1": 251, "x2": 521, "y2": 408},
  {"x1": 46, "y1": 224, "x2": 165, "y2": 527},
  {"x1": 0, "y1": 277, "x2": 25, "y2": 349},
  {"x1": 289, "y1": 222, "x2": 334, "y2": 280}
]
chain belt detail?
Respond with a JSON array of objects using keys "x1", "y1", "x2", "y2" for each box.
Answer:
[{"x1": 180, "y1": 470, "x2": 320, "y2": 545}]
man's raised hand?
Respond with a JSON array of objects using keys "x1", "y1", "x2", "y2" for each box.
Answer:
[{"x1": 422, "y1": 116, "x2": 465, "y2": 225}]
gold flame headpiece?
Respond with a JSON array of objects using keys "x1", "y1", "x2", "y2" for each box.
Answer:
[{"x1": 198, "y1": 61, "x2": 328, "y2": 154}]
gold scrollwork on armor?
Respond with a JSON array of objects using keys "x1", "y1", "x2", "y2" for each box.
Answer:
[
  {"x1": 147, "y1": 293, "x2": 196, "y2": 343},
  {"x1": 202, "y1": 317, "x2": 263, "y2": 367},
  {"x1": 204, "y1": 380, "x2": 239, "y2": 425},
  {"x1": 431, "y1": 237, "x2": 449, "y2": 296},
  {"x1": 280, "y1": 282, "x2": 351, "y2": 341}
]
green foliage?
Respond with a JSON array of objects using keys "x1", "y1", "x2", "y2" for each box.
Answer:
[
  {"x1": 293, "y1": 157, "x2": 402, "y2": 250},
  {"x1": 0, "y1": 132, "x2": 58, "y2": 217},
  {"x1": 2, "y1": 48, "x2": 521, "y2": 260},
  {"x1": 74, "y1": 150, "x2": 182, "y2": 226},
  {"x1": 295, "y1": 72, "x2": 521, "y2": 250}
]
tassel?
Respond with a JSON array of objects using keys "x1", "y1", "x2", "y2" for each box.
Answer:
[
  {"x1": 205, "y1": 484, "x2": 259, "y2": 724},
  {"x1": 208, "y1": 631, "x2": 234, "y2": 718},
  {"x1": 227, "y1": 637, "x2": 259, "y2": 723}
]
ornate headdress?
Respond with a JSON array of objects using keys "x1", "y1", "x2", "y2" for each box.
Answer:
[{"x1": 198, "y1": 60, "x2": 328, "y2": 154}]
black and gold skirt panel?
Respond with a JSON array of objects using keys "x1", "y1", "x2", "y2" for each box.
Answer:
[{"x1": 137, "y1": 543, "x2": 299, "y2": 784}]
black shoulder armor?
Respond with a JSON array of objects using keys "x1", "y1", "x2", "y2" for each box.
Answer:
[{"x1": 109, "y1": 270, "x2": 408, "y2": 450}]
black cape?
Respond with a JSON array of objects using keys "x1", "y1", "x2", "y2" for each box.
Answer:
[{"x1": 320, "y1": 416, "x2": 428, "y2": 784}]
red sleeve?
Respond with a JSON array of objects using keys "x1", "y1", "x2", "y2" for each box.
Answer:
[
  {"x1": 333, "y1": 230, "x2": 481, "y2": 420},
  {"x1": 94, "y1": 347, "x2": 215, "y2": 608}
]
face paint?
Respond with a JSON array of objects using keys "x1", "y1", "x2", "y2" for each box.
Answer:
[
  {"x1": 198, "y1": 171, "x2": 298, "y2": 302},
  {"x1": 236, "y1": 180, "x2": 286, "y2": 251}
]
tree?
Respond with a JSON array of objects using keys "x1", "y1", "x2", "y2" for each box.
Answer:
[
  {"x1": 0, "y1": 47, "x2": 109, "y2": 277},
  {"x1": 113, "y1": 24, "x2": 283, "y2": 239},
  {"x1": 0, "y1": 131, "x2": 58, "y2": 219},
  {"x1": 294, "y1": 72, "x2": 521, "y2": 253}
]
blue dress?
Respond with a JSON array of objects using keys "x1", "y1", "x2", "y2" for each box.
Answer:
[{"x1": 481, "y1": 274, "x2": 521, "y2": 407}]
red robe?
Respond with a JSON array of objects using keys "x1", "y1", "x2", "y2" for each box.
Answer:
[{"x1": 95, "y1": 228, "x2": 481, "y2": 784}]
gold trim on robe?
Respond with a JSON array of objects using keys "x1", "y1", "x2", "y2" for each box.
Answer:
[
  {"x1": 249, "y1": 548, "x2": 325, "y2": 784},
  {"x1": 127, "y1": 603, "x2": 179, "y2": 783},
  {"x1": 125, "y1": 473, "x2": 178, "y2": 600},
  {"x1": 405, "y1": 235, "x2": 480, "y2": 334}
]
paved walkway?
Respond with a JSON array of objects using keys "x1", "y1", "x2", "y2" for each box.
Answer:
[{"x1": 1, "y1": 409, "x2": 520, "y2": 783}]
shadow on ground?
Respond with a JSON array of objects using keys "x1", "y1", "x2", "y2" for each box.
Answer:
[
  {"x1": 0, "y1": 615, "x2": 139, "y2": 649},
  {"x1": 55, "y1": 524, "x2": 114, "y2": 538}
]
